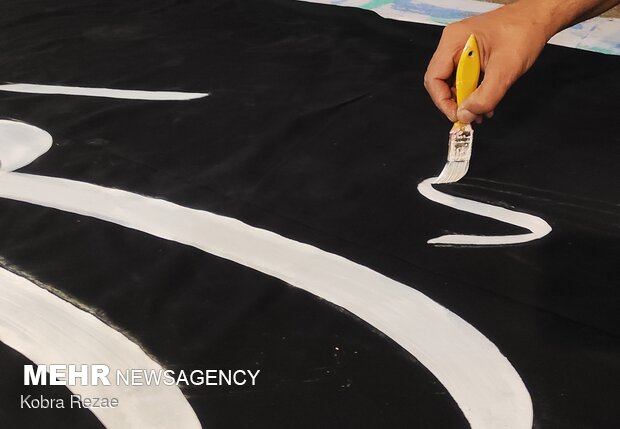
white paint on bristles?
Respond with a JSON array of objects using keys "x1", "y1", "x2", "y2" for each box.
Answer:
[
  {"x1": 418, "y1": 177, "x2": 552, "y2": 245},
  {"x1": 0, "y1": 119, "x2": 533, "y2": 429},
  {"x1": 0, "y1": 83, "x2": 208, "y2": 100},
  {"x1": 0, "y1": 267, "x2": 202, "y2": 429}
]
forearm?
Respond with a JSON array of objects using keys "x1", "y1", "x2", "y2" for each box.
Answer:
[
  {"x1": 504, "y1": 0, "x2": 620, "y2": 39},
  {"x1": 424, "y1": 0, "x2": 620, "y2": 122}
]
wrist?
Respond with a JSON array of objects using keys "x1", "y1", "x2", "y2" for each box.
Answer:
[{"x1": 504, "y1": 0, "x2": 589, "y2": 40}]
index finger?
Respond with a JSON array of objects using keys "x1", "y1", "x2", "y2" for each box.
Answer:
[{"x1": 424, "y1": 41, "x2": 459, "y2": 121}]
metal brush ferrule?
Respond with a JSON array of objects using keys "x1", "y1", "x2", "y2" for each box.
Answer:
[{"x1": 447, "y1": 125, "x2": 473, "y2": 162}]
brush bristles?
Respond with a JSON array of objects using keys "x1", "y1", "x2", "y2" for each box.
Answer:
[{"x1": 434, "y1": 161, "x2": 469, "y2": 184}]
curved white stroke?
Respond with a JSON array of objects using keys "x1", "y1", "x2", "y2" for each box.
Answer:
[
  {"x1": 0, "y1": 120, "x2": 52, "y2": 171},
  {"x1": 0, "y1": 266, "x2": 201, "y2": 429},
  {"x1": 0, "y1": 83, "x2": 208, "y2": 100},
  {"x1": 418, "y1": 177, "x2": 552, "y2": 245},
  {"x1": 0, "y1": 171, "x2": 533, "y2": 429}
]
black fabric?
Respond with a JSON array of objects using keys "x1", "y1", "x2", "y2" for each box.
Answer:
[{"x1": 0, "y1": 0, "x2": 618, "y2": 428}]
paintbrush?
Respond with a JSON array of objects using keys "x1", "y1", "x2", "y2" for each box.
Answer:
[{"x1": 434, "y1": 34, "x2": 481, "y2": 184}]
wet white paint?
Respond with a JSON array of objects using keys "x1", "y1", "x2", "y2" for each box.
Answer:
[
  {"x1": 0, "y1": 83, "x2": 208, "y2": 100},
  {"x1": 418, "y1": 177, "x2": 552, "y2": 245},
  {"x1": 0, "y1": 266, "x2": 201, "y2": 429},
  {"x1": 0, "y1": 120, "x2": 52, "y2": 171},
  {"x1": 0, "y1": 169, "x2": 534, "y2": 429}
]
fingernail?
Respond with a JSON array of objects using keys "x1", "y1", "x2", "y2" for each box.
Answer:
[{"x1": 457, "y1": 108, "x2": 475, "y2": 124}]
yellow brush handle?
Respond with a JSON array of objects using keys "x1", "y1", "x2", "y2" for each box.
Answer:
[{"x1": 454, "y1": 34, "x2": 480, "y2": 127}]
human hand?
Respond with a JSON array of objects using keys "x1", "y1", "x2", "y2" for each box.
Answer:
[{"x1": 424, "y1": 2, "x2": 553, "y2": 124}]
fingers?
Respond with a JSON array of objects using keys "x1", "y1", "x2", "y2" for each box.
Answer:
[
  {"x1": 424, "y1": 76, "x2": 458, "y2": 122},
  {"x1": 457, "y1": 62, "x2": 514, "y2": 123},
  {"x1": 426, "y1": 27, "x2": 518, "y2": 124},
  {"x1": 457, "y1": 108, "x2": 479, "y2": 124},
  {"x1": 424, "y1": 34, "x2": 459, "y2": 122},
  {"x1": 457, "y1": 107, "x2": 495, "y2": 125}
]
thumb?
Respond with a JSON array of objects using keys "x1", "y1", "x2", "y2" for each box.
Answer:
[{"x1": 457, "y1": 65, "x2": 515, "y2": 123}]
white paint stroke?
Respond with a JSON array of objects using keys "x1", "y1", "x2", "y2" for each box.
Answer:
[
  {"x1": 0, "y1": 83, "x2": 208, "y2": 100},
  {"x1": 0, "y1": 120, "x2": 52, "y2": 171},
  {"x1": 0, "y1": 119, "x2": 201, "y2": 428},
  {"x1": 0, "y1": 266, "x2": 202, "y2": 429},
  {"x1": 418, "y1": 177, "x2": 552, "y2": 245},
  {"x1": 0, "y1": 171, "x2": 533, "y2": 429}
]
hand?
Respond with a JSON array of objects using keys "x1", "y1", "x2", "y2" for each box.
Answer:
[{"x1": 424, "y1": 2, "x2": 552, "y2": 124}]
